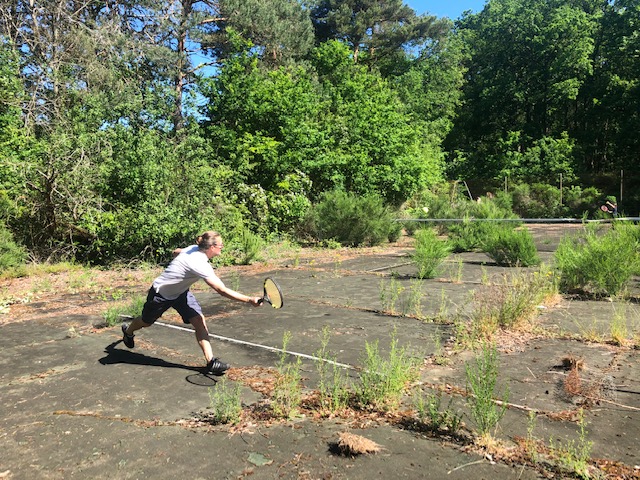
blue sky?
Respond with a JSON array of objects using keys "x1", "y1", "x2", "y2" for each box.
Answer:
[{"x1": 406, "y1": 0, "x2": 486, "y2": 20}]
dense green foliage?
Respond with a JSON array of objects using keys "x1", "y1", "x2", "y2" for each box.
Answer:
[{"x1": 1, "y1": 0, "x2": 638, "y2": 264}]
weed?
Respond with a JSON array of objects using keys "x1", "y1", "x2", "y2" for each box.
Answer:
[
  {"x1": 464, "y1": 342, "x2": 509, "y2": 436},
  {"x1": 406, "y1": 279, "x2": 424, "y2": 318},
  {"x1": 448, "y1": 256, "x2": 464, "y2": 283},
  {"x1": 525, "y1": 411, "x2": 539, "y2": 464},
  {"x1": 272, "y1": 331, "x2": 303, "y2": 418},
  {"x1": 431, "y1": 330, "x2": 449, "y2": 366},
  {"x1": 356, "y1": 328, "x2": 420, "y2": 411},
  {"x1": 414, "y1": 389, "x2": 462, "y2": 434},
  {"x1": 207, "y1": 377, "x2": 242, "y2": 425},
  {"x1": 315, "y1": 326, "x2": 351, "y2": 415},
  {"x1": 575, "y1": 319, "x2": 604, "y2": 343},
  {"x1": 432, "y1": 288, "x2": 450, "y2": 323},
  {"x1": 480, "y1": 264, "x2": 490, "y2": 285},
  {"x1": 547, "y1": 409, "x2": 593, "y2": 479},
  {"x1": 610, "y1": 304, "x2": 629, "y2": 346},
  {"x1": 68, "y1": 268, "x2": 96, "y2": 292},
  {"x1": 333, "y1": 256, "x2": 343, "y2": 277},
  {"x1": 470, "y1": 266, "x2": 558, "y2": 340},
  {"x1": 31, "y1": 277, "x2": 53, "y2": 293},
  {"x1": 101, "y1": 294, "x2": 145, "y2": 327},
  {"x1": 379, "y1": 278, "x2": 404, "y2": 315}
]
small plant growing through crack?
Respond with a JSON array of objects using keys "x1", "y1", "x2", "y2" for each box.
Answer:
[
  {"x1": 547, "y1": 409, "x2": 593, "y2": 479},
  {"x1": 207, "y1": 376, "x2": 243, "y2": 425},
  {"x1": 413, "y1": 388, "x2": 462, "y2": 434},
  {"x1": 464, "y1": 342, "x2": 509, "y2": 437},
  {"x1": 315, "y1": 326, "x2": 351, "y2": 415},
  {"x1": 356, "y1": 328, "x2": 420, "y2": 411},
  {"x1": 272, "y1": 331, "x2": 303, "y2": 418}
]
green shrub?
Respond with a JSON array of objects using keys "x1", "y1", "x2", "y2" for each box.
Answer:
[
  {"x1": 482, "y1": 224, "x2": 540, "y2": 267},
  {"x1": 447, "y1": 217, "x2": 496, "y2": 252},
  {"x1": 303, "y1": 190, "x2": 398, "y2": 247},
  {"x1": 554, "y1": 222, "x2": 640, "y2": 296},
  {"x1": 0, "y1": 224, "x2": 27, "y2": 272},
  {"x1": 413, "y1": 228, "x2": 451, "y2": 279}
]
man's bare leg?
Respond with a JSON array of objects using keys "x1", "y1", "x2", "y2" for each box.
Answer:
[
  {"x1": 188, "y1": 315, "x2": 214, "y2": 363},
  {"x1": 124, "y1": 317, "x2": 151, "y2": 335}
]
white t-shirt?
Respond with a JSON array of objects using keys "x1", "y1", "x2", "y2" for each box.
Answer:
[{"x1": 152, "y1": 245, "x2": 217, "y2": 300}]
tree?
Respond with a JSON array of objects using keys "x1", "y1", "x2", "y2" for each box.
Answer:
[
  {"x1": 310, "y1": 41, "x2": 443, "y2": 203},
  {"x1": 574, "y1": 0, "x2": 640, "y2": 172},
  {"x1": 447, "y1": 0, "x2": 596, "y2": 180},
  {"x1": 205, "y1": 0, "x2": 315, "y2": 67},
  {"x1": 311, "y1": 0, "x2": 449, "y2": 64},
  {"x1": 0, "y1": 39, "x2": 27, "y2": 223}
]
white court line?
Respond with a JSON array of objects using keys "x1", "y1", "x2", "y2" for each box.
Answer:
[{"x1": 155, "y1": 321, "x2": 355, "y2": 371}]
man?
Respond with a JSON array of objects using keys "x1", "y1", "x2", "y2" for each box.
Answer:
[{"x1": 121, "y1": 231, "x2": 262, "y2": 375}]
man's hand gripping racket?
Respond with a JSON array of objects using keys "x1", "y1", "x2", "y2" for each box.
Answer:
[{"x1": 258, "y1": 277, "x2": 284, "y2": 308}]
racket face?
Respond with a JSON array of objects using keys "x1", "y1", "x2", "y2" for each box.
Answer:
[
  {"x1": 600, "y1": 205, "x2": 608, "y2": 212},
  {"x1": 263, "y1": 278, "x2": 283, "y2": 309}
]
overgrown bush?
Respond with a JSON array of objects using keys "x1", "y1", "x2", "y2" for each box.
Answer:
[
  {"x1": 413, "y1": 228, "x2": 451, "y2": 278},
  {"x1": 236, "y1": 227, "x2": 263, "y2": 265},
  {"x1": 0, "y1": 224, "x2": 27, "y2": 272},
  {"x1": 406, "y1": 185, "x2": 518, "y2": 252},
  {"x1": 554, "y1": 222, "x2": 640, "y2": 296},
  {"x1": 482, "y1": 224, "x2": 540, "y2": 267},
  {"x1": 303, "y1": 190, "x2": 400, "y2": 247},
  {"x1": 509, "y1": 182, "x2": 603, "y2": 218}
]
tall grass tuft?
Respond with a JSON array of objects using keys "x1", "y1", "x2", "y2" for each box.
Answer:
[
  {"x1": 315, "y1": 326, "x2": 351, "y2": 415},
  {"x1": 413, "y1": 389, "x2": 462, "y2": 434},
  {"x1": 459, "y1": 266, "x2": 558, "y2": 347},
  {"x1": 476, "y1": 266, "x2": 557, "y2": 327},
  {"x1": 102, "y1": 294, "x2": 145, "y2": 327}
]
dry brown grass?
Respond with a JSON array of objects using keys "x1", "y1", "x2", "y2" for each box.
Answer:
[{"x1": 336, "y1": 432, "x2": 383, "y2": 456}]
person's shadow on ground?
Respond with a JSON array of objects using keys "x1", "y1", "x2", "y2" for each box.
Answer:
[
  {"x1": 99, "y1": 340, "x2": 203, "y2": 373},
  {"x1": 99, "y1": 341, "x2": 219, "y2": 386}
]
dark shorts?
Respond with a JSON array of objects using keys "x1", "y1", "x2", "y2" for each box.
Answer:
[{"x1": 141, "y1": 287, "x2": 203, "y2": 325}]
